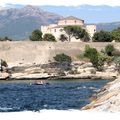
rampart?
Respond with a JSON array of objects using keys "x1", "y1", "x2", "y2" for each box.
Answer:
[{"x1": 1, "y1": 41, "x2": 119, "y2": 67}]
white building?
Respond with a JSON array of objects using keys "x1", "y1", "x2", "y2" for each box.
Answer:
[{"x1": 41, "y1": 16, "x2": 96, "y2": 42}]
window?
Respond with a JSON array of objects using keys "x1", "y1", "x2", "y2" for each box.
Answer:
[
  {"x1": 54, "y1": 29, "x2": 56, "y2": 32},
  {"x1": 74, "y1": 20, "x2": 76, "y2": 24}
]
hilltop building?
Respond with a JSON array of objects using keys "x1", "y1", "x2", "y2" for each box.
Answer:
[{"x1": 41, "y1": 16, "x2": 96, "y2": 42}]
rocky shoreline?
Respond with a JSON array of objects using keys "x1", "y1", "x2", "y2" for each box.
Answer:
[
  {"x1": 81, "y1": 76, "x2": 120, "y2": 112},
  {"x1": 1, "y1": 60, "x2": 120, "y2": 112},
  {"x1": 0, "y1": 61, "x2": 118, "y2": 81}
]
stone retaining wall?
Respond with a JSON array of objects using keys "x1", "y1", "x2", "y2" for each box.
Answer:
[{"x1": 1, "y1": 41, "x2": 120, "y2": 67}]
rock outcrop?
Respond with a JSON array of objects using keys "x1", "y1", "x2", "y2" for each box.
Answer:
[
  {"x1": 0, "y1": 72, "x2": 9, "y2": 80},
  {"x1": 82, "y1": 76, "x2": 120, "y2": 112}
]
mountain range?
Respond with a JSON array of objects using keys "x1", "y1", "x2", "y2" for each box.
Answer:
[
  {"x1": 0, "y1": 5, "x2": 62, "y2": 40},
  {"x1": 3, "y1": 4, "x2": 120, "y2": 23},
  {"x1": 0, "y1": 4, "x2": 120, "y2": 40}
]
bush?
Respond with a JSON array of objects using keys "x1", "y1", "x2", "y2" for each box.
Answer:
[
  {"x1": 0, "y1": 59, "x2": 8, "y2": 72},
  {"x1": 84, "y1": 45, "x2": 99, "y2": 68},
  {"x1": 1, "y1": 60, "x2": 8, "y2": 67},
  {"x1": 105, "y1": 44, "x2": 115, "y2": 56},
  {"x1": 43, "y1": 33, "x2": 56, "y2": 42},
  {"x1": 54, "y1": 53, "x2": 72, "y2": 63}
]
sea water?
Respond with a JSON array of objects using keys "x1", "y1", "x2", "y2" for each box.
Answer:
[{"x1": 0, "y1": 79, "x2": 109, "y2": 112}]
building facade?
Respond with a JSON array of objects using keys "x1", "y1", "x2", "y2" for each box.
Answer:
[{"x1": 41, "y1": 16, "x2": 96, "y2": 42}]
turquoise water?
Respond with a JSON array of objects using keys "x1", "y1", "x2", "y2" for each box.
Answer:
[{"x1": 0, "y1": 79, "x2": 109, "y2": 112}]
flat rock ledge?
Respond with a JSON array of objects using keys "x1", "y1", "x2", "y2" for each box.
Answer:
[
  {"x1": 9, "y1": 71, "x2": 118, "y2": 80},
  {"x1": 0, "y1": 72, "x2": 9, "y2": 80},
  {"x1": 58, "y1": 72, "x2": 117, "y2": 80},
  {"x1": 82, "y1": 76, "x2": 120, "y2": 112}
]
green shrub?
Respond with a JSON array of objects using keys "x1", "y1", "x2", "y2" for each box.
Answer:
[
  {"x1": 54, "y1": 53, "x2": 72, "y2": 63},
  {"x1": 43, "y1": 33, "x2": 56, "y2": 42},
  {"x1": 76, "y1": 54, "x2": 90, "y2": 62},
  {"x1": 105, "y1": 44, "x2": 115, "y2": 56},
  {"x1": 97, "y1": 53, "x2": 113, "y2": 70},
  {"x1": 1, "y1": 60, "x2": 8, "y2": 67},
  {"x1": 84, "y1": 45, "x2": 99, "y2": 68}
]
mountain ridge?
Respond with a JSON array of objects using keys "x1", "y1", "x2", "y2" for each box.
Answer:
[
  {"x1": 0, "y1": 5, "x2": 62, "y2": 40},
  {"x1": 0, "y1": 5, "x2": 120, "y2": 40}
]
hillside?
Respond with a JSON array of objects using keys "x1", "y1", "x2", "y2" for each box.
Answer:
[
  {"x1": 96, "y1": 22, "x2": 120, "y2": 31},
  {"x1": 0, "y1": 5, "x2": 62, "y2": 40}
]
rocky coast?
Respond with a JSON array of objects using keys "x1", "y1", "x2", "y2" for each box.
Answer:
[
  {"x1": 0, "y1": 59, "x2": 120, "y2": 113},
  {"x1": 82, "y1": 75, "x2": 120, "y2": 112},
  {"x1": 0, "y1": 60, "x2": 118, "y2": 80}
]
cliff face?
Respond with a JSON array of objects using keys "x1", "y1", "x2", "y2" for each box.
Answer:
[{"x1": 82, "y1": 76, "x2": 120, "y2": 112}]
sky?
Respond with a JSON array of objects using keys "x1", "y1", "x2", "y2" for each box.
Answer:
[{"x1": 0, "y1": 0, "x2": 120, "y2": 6}]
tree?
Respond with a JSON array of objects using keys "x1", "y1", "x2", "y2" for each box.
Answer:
[
  {"x1": 43, "y1": 33, "x2": 56, "y2": 42},
  {"x1": 111, "y1": 27, "x2": 120, "y2": 42},
  {"x1": 93, "y1": 30, "x2": 113, "y2": 42},
  {"x1": 105, "y1": 44, "x2": 115, "y2": 56},
  {"x1": 64, "y1": 26, "x2": 74, "y2": 41},
  {"x1": 64, "y1": 26, "x2": 90, "y2": 42},
  {"x1": 59, "y1": 34, "x2": 68, "y2": 42},
  {"x1": 29, "y1": 29, "x2": 42, "y2": 41},
  {"x1": 80, "y1": 29, "x2": 90, "y2": 42}
]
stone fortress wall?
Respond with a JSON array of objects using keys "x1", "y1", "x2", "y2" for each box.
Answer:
[{"x1": 1, "y1": 41, "x2": 120, "y2": 67}]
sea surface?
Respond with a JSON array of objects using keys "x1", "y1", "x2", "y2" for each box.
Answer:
[{"x1": 0, "y1": 79, "x2": 109, "y2": 112}]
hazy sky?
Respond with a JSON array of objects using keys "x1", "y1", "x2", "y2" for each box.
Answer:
[{"x1": 0, "y1": 0, "x2": 120, "y2": 6}]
